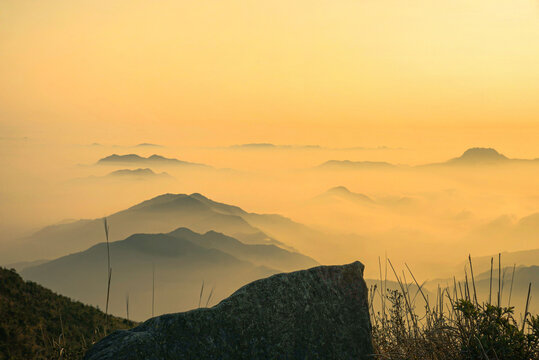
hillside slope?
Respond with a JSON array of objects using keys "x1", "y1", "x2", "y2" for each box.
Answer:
[{"x1": 0, "y1": 267, "x2": 135, "y2": 360}]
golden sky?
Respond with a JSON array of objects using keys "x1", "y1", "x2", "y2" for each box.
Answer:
[
  {"x1": 2, "y1": 1, "x2": 539, "y2": 295},
  {"x1": 1, "y1": 0, "x2": 538, "y2": 152}
]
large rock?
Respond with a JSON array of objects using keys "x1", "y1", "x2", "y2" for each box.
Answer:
[{"x1": 85, "y1": 261, "x2": 373, "y2": 360}]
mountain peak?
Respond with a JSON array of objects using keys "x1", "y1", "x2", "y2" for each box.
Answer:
[
  {"x1": 327, "y1": 186, "x2": 352, "y2": 194},
  {"x1": 458, "y1": 148, "x2": 507, "y2": 162},
  {"x1": 108, "y1": 168, "x2": 156, "y2": 176},
  {"x1": 447, "y1": 148, "x2": 509, "y2": 165},
  {"x1": 189, "y1": 192, "x2": 209, "y2": 200},
  {"x1": 147, "y1": 154, "x2": 173, "y2": 161},
  {"x1": 319, "y1": 186, "x2": 374, "y2": 203},
  {"x1": 96, "y1": 154, "x2": 209, "y2": 167},
  {"x1": 422, "y1": 147, "x2": 539, "y2": 167},
  {"x1": 99, "y1": 154, "x2": 143, "y2": 162}
]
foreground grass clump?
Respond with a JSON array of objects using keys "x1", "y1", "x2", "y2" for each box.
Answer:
[
  {"x1": 453, "y1": 300, "x2": 538, "y2": 359},
  {"x1": 0, "y1": 267, "x2": 136, "y2": 360},
  {"x1": 371, "y1": 260, "x2": 538, "y2": 360}
]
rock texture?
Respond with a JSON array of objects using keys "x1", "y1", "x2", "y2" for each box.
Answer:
[{"x1": 85, "y1": 261, "x2": 373, "y2": 360}]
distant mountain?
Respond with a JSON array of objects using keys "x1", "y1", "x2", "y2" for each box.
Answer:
[
  {"x1": 315, "y1": 148, "x2": 539, "y2": 171},
  {"x1": 230, "y1": 143, "x2": 278, "y2": 149},
  {"x1": 167, "y1": 228, "x2": 318, "y2": 272},
  {"x1": 5, "y1": 259, "x2": 48, "y2": 272},
  {"x1": 457, "y1": 246, "x2": 539, "y2": 276},
  {"x1": 4, "y1": 193, "x2": 319, "y2": 264},
  {"x1": 21, "y1": 230, "x2": 283, "y2": 321},
  {"x1": 69, "y1": 168, "x2": 173, "y2": 184},
  {"x1": 134, "y1": 143, "x2": 163, "y2": 148},
  {"x1": 96, "y1": 154, "x2": 209, "y2": 167},
  {"x1": 312, "y1": 187, "x2": 418, "y2": 210},
  {"x1": 464, "y1": 212, "x2": 539, "y2": 254},
  {"x1": 425, "y1": 148, "x2": 539, "y2": 167},
  {"x1": 107, "y1": 168, "x2": 171, "y2": 179},
  {"x1": 315, "y1": 186, "x2": 374, "y2": 204},
  {"x1": 317, "y1": 160, "x2": 396, "y2": 170},
  {"x1": 450, "y1": 148, "x2": 508, "y2": 164},
  {"x1": 0, "y1": 267, "x2": 134, "y2": 360}
]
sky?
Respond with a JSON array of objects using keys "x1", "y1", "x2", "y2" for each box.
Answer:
[
  {"x1": 1, "y1": 0, "x2": 539, "y2": 276},
  {"x1": 1, "y1": 0, "x2": 538, "y2": 151}
]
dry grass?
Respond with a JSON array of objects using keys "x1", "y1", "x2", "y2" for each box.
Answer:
[{"x1": 370, "y1": 256, "x2": 539, "y2": 360}]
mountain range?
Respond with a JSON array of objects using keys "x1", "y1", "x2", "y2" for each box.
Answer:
[
  {"x1": 456, "y1": 248, "x2": 539, "y2": 276},
  {"x1": 21, "y1": 228, "x2": 317, "y2": 321},
  {"x1": 424, "y1": 148, "x2": 539, "y2": 167},
  {"x1": 314, "y1": 186, "x2": 415, "y2": 209},
  {"x1": 106, "y1": 168, "x2": 172, "y2": 179},
  {"x1": 72, "y1": 168, "x2": 174, "y2": 183},
  {"x1": 3, "y1": 193, "x2": 325, "y2": 265},
  {"x1": 97, "y1": 154, "x2": 209, "y2": 167},
  {"x1": 3, "y1": 194, "x2": 284, "y2": 262},
  {"x1": 317, "y1": 148, "x2": 539, "y2": 170},
  {"x1": 314, "y1": 186, "x2": 375, "y2": 204}
]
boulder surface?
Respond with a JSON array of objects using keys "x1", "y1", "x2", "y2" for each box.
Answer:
[{"x1": 85, "y1": 261, "x2": 373, "y2": 360}]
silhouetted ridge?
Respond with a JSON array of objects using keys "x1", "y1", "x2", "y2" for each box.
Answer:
[
  {"x1": 11, "y1": 192, "x2": 318, "y2": 264},
  {"x1": 450, "y1": 147, "x2": 509, "y2": 164},
  {"x1": 166, "y1": 227, "x2": 318, "y2": 271},
  {"x1": 318, "y1": 186, "x2": 374, "y2": 203},
  {"x1": 328, "y1": 185, "x2": 352, "y2": 194},
  {"x1": 135, "y1": 143, "x2": 162, "y2": 148},
  {"x1": 100, "y1": 154, "x2": 144, "y2": 162},
  {"x1": 107, "y1": 168, "x2": 170, "y2": 178},
  {"x1": 97, "y1": 154, "x2": 208, "y2": 167},
  {"x1": 127, "y1": 193, "x2": 208, "y2": 212},
  {"x1": 21, "y1": 228, "x2": 310, "y2": 320},
  {"x1": 421, "y1": 147, "x2": 539, "y2": 167}
]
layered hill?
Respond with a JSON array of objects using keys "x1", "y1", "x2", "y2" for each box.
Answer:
[
  {"x1": 97, "y1": 154, "x2": 209, "y2": 167},
  {"x1": 73, "y1": 168, "x2": 173, "y2": 183},
  {"x1": 107, "y1": 168, "x2": 171, "y2": 179},
  {"x1": 20, "y1": 227, "x2": 316, "y2": 321},
  {"x1": 5, "y1": 193, "x2": 323, "y2": 263},
  {"x1": 316, "y1": 148, "x2": 539, "y2": 170},
  {"x1": 167, "y1": 228, "x2": 318, "y2": 272},
  {"x1": 0, "y1": 267, "x2": 134, "y2": 360},
  {"x1": 314, "y1": 186, "x2": 374, "y2": 204},
  {"x1": 455, "y1": 247, "x2": 539, "y2": 276},
  {"x1": 426, "y1": 148, "x2": 539, "y2": 167}
]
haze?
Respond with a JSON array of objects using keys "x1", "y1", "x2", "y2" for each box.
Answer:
[{"x1": 1, "y1": 0, "x2": 539, "y2": 287}]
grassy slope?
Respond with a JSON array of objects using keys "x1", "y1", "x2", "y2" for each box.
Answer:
[{"x1": 0, "y1": 267, "x2": 136, "y2": 360}]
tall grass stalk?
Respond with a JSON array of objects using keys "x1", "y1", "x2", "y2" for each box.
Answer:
[
  {"x1": 125, "y1": 293, "x2": 129, "y2": 321},
  {"x1": 152, "y1": 264, "x2": 155, "y2": 317},
  {"x1": 198, "y1": 281, "x2": 205, "y2": 308},
  {"x1": 205, "y1": 286, "x2": 214, "y2": 307},
  {"x1": 508, "y1": 264, "x2": 516, "y2": 307},
  {"x1": 103, "y1": 218, "x2": 112, "y2": 333}
]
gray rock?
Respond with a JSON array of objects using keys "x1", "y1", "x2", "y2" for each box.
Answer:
[{"x1": 85, "y1": 261, "x2": 373, "y2": 360}]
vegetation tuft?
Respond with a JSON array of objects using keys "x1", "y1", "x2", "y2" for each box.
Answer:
[{"x1": 371, "y1": 257, "x2": 538, "y2": 360}]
